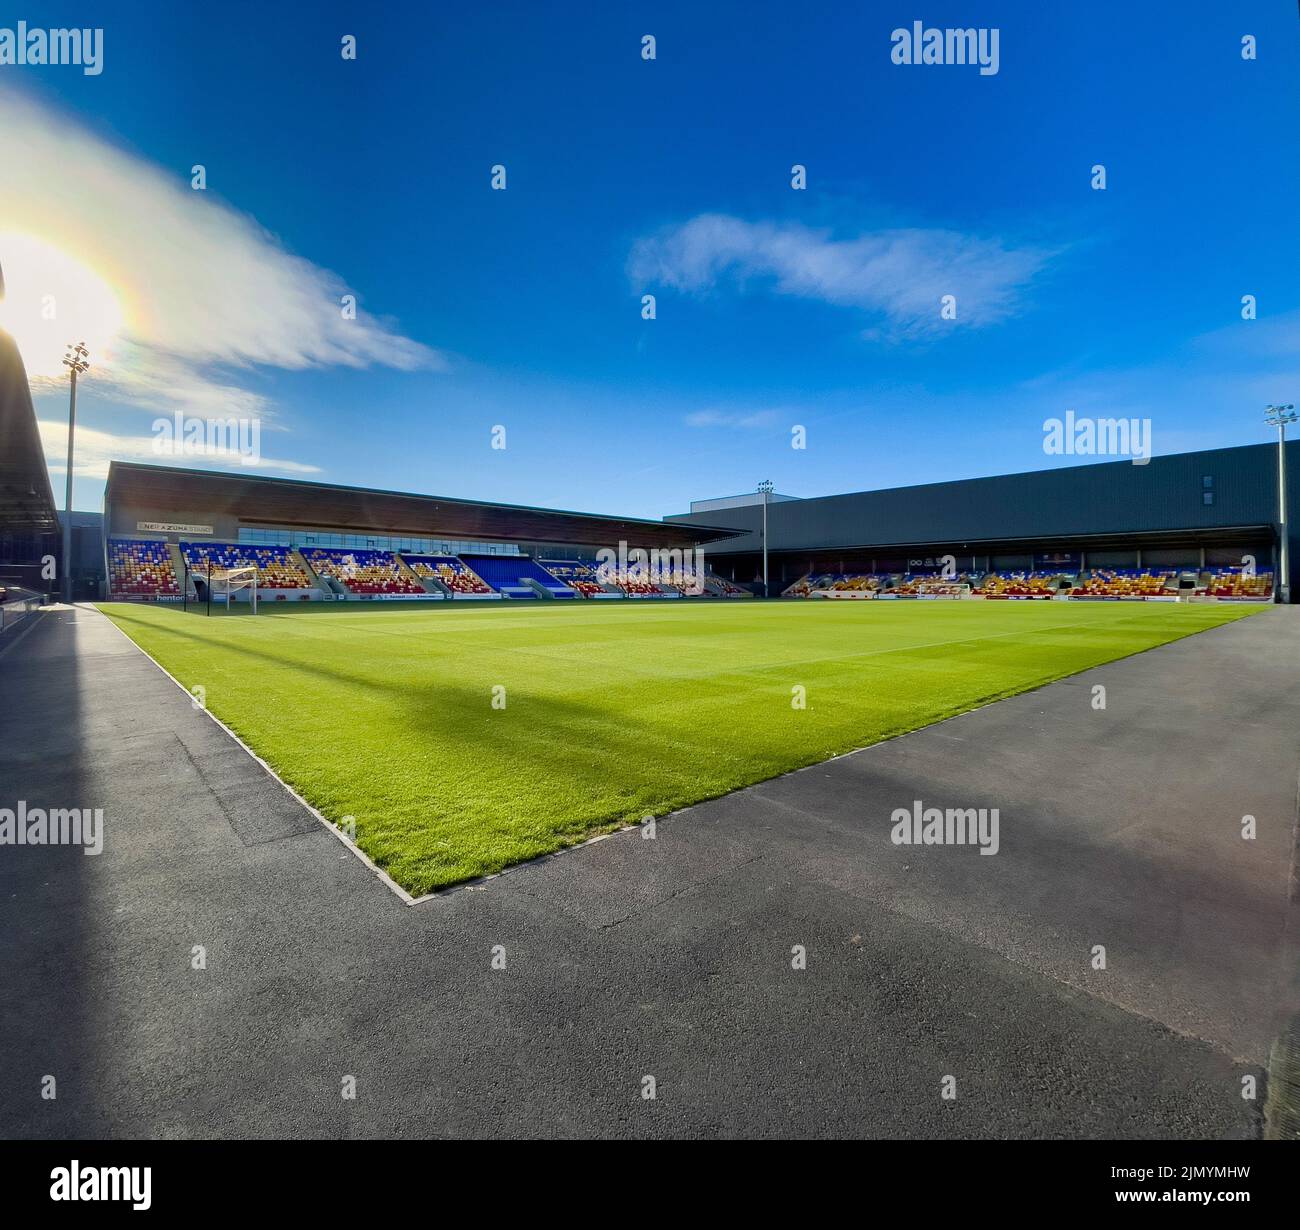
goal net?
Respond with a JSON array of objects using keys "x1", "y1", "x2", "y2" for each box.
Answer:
[{"x1": 210, "y1": 565, "x2": 259, "y2": 612}]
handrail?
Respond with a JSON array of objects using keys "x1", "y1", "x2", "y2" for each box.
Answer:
[{"x1": 0, "y1": 588, "x2": 45, "y2": 633}]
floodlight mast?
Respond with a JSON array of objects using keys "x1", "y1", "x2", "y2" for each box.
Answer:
[
  {"x1": 60, "y1": 343, "x2": 90, "y2": 603},
  {"x1": 758, "y1": 480, "x2": 775, "y2": 598},
  {"x1": 1265, "y1": 404, "x2": 1297, "y2": 604}
]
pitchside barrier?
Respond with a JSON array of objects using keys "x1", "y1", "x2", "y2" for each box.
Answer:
[{"x1": 0, "y1": 588, "x2": 44, "y2": 631}]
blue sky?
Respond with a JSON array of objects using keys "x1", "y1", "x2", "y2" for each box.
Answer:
[{"x1": 3, "y1": 0, "x2": 1299, "y2": 519}]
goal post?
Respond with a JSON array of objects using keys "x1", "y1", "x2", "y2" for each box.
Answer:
[{"x1": 210, "y1": 564, "x2": 259, "y2": 613}]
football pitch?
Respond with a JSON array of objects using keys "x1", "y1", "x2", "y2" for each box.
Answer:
[{"x1": 98, "y1": 598, "x2": 1260, "y2": 895}]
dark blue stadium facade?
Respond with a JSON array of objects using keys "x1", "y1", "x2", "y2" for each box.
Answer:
[{"x1": 670, "y1": 442, "x2": 1297, "y2": 600}]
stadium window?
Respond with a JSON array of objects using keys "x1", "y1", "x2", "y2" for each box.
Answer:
[
  {"x1": 1203, "y1": 492, "x2": 1214, "y2": 506},
  {"x1": 1202, "y1": 475, "x2": 1213, "y2": 489}
]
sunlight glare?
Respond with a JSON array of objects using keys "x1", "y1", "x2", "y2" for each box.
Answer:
[{"x1": 0, "y1": 231, "x2": 125, "y2": 380}]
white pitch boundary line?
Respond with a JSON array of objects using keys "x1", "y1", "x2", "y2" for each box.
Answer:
[
  {"x1": 94, "y1": 605, "x2": 417, "y2": 906},
  {"x1": 404, "y1": 823, "x2": 648, "y2": 905}
]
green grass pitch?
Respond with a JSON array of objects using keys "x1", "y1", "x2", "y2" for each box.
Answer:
[{"x1": 99, "y1": 598, "x2": 1260, "y2": 895}]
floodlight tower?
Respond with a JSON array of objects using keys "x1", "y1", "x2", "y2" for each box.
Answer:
[
  {"x1": 1265, "y1": 404, "x2": 1297, "y2": 604},
  {"x1": 61, "y1": 342, "x2": 90, "y2": 603},
  {"x1": 758, "y1": 479, "x2": 775, "y2": 598}
]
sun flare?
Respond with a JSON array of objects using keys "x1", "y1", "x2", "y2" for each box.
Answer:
[{"x1": 0, "y1": 231, "x2": 125, "y2": 381}]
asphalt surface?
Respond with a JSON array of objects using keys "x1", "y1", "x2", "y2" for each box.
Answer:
[{"x1": 0, "y1": 602, "x2": 1295, "y2": 1139}]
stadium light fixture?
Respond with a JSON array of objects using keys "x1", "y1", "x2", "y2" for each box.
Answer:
[
  {"x1": 1265, "y1": 404, "x2": 1296, "y2": 605},
  {"x1": 60, "y1": 342, "x2": 90, "y2": 604},
  {"x1": 758, "y1": 479, "x2": 775, "y2": 598}
]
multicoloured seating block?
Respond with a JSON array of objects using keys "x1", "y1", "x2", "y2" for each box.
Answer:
[
  {"x1": 302, "y1": 548, "x2": 424, "y2": 595},
  {"x1": 1070, "y1": 569, "x2": 1174, "y2": 597},
  {"x1": 783, "y1": 573, "x2": 890, "y2": 597},
  {"x1": 181, "y1": 542, "x2": 312, "y2": 589},
  {"x1": 539, "y1": 561, "x2": 605, "y2": 598},
  {"x1": 980, "y1": 572, "x2": 1064, "y2": 597},
  {"x1": 1205, "y1": 568, "x2": 1273, "y2": 599},
  {"x1": 401, "y1": 554, "x2": 493, "y2": 595},
  {"x1": 108, "y1": 539, "x2": 179, "y2": 597}
]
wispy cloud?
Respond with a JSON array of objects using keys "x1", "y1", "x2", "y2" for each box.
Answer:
[
  {"x1": 0, "y1": 86, "x2": 443, "y2": 416},
  {"x1": 684, "y1": 408, "x2": 779, "y2": 429},
  {"x1": 630, "y1": 213, "x2": 1053, "y2": 337},
  {"x1": 1015, "y1": 307, "x2": 1300, "y2": 445},
  {"x1": 38, "y1": 418, "x2": 322, "y2": 481}
]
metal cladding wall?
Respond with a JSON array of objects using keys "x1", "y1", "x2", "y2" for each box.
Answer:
[
  {"x1": 104, "y1": 461, "x2": 739, "y2": 552},
  {"x1": 671, "y1": 443, "x2": 1297, "y2": 559}
]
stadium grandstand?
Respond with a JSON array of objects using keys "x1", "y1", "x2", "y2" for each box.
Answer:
[
  {"x1": 98, "y1": 462, "x2": 745, "y2": 604},
  {"x1": 671, "y1": 442, "x2": 1298, "y2": 604}
]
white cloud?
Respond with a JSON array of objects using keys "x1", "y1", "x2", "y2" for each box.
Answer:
[
  {"x1": 38, "y1": 418, "x2": 322, "y2": 481},
  {"x1": 0, "y1": 86, "x2": 444, "y2": 416},
  {"x1": 684, "y1": 408, "x2": 779, "y2": 429},
  {"x1": 1190, "y1": 306, "x2": 1300, "y2": 364},
  {"x1": 630, "y1": 213, "x2": 1053, "y2": 337}
]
